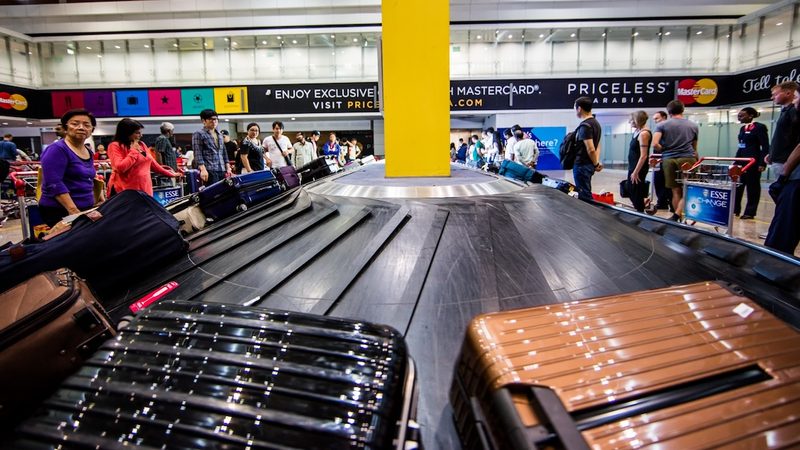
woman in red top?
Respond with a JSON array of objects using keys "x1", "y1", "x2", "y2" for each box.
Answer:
[{"x1": 107, "y1": 118, "x2": 179, "y2": 196}]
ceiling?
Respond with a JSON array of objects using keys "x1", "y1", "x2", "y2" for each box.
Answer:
[{"x1": 0, "y1": 0, "x2": 784, "y2": 37}]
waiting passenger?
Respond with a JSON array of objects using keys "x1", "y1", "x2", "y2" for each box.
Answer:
[
  {"x1": 627, "y1": 110, "x2": 651, "y2": 213},
  {"x1": 238, "y1": 122, "x2": 268, "y2": 174},
  {"x1": 263, "y1": 121, "x2": 292, "y2": 168},
  {"x1": 468, "y1": 134, "x2": 485, "y2": 168},
  {"x1": 734, "y1": 107, "x2": 769, "y2": 219},
  {"x1": 652, "y1": 100, "x2": 698, "y2": 221},
  {"x1": 106, "y1": 118, "x2": 180, "y2": 197},
  {"x1": 503, "y1": 129, "x2": 516, "y2": 162},
  {"x1": 513, "y1": 128, "x2": 538, "y2": 168},
  {"x1": 293, "y1": 132, "x2": 316, "y2": 167},
  {"x1": 572, "y1": 96, "x2": 603, "y2": 202},
  {"x1": 764, "y1": 83, "x2": 800, "y2": 255},
  {"x1": 154, "y1": 122, "x2": 178, "y2": 171},
  {"x1": 39, "y1": 109, "x2": 100, "y2": 227},
  {"x1": 192, "y1": 109, "x2": 230, "y2": 185},
  {"x1": 456, "y1": 138, "x2": 468, "y2": 163},
  {"x1": 652, "y1": 110, "x2": 673, "y2": 212},
  {"x1": 323, "y1": 132, "x2": 342, "y2": 164}
]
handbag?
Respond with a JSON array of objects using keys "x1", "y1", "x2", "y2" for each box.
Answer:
[
  {"x1": 272, "y1": 136, "x2": 292, "y2": 167},
  {"x1": 619, "y1": 179, "x2": 631, "y2": 198}
]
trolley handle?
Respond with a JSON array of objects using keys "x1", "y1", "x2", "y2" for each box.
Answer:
[{"x1": 687, "y1": 157, "x2": 756, "y2": 173}]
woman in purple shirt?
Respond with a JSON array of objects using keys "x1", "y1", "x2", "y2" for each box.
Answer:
[{"x1": 40, "y1": 109, "x2": 99, "y2": 226}]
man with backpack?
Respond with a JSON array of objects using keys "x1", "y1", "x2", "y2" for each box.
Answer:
[{"x1": 570, "y1": 97, "x2": 603, "y2": 201}]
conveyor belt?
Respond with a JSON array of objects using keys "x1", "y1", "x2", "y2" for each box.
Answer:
[{"x1": 116, "y1": 178, "x2": 800, "y2": 450}]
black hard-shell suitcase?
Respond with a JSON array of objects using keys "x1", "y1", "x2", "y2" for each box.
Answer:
[
  {"x1": 197, "y1": 171, "x2": 283, "y2": 220},
  {"x1": 12, "y1": 300, "x2": 421, "y2": 449},
  {"x1": 298, "y1": 156, "x2": 334, "y2": 184}
]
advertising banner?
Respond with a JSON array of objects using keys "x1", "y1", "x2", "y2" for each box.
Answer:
[
  {"x1": 684, "y1": 183, "x2": 732, "y2": 227},
  {"x1": 181, "y1": 88, "x2": 215, "y2": 115},
  {"x1": 152, "y1": 186, "x2": 183, "y2": 207},
  {"x1": 724, "y1": 59, "x2": 800, "y2": 105},
  {"x1": 0, "y1": 84, "x2": 49, "y2": 119},
  {"x1": 499, "y1": 126, "x2": 566, "y2": 170},
  {"x1": 213, "y1": 86, "x2": 248, "y2": 114},
  {"x1": 115, "y1": 90, "x2": 150, "y2": 116},
  {"x1": 83, "y1": 90, "x2": 114, "y2": 117},
  {"x1": 51, "y1": 91, "x2": 84, "y2": 118},
  {"x1": 248, "y1": 82, "x2": 379, "y2": 115},
  {"x1": 450, "y1": 77, "x2": 676, "y2": 111},
  {"x1": 149, "y1": 89, "x2": 183, "y2": 116}
]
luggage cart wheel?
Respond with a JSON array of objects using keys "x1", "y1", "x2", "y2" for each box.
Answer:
[{"x1": 236, "y1": 204, "x2": 248, "y2": 212}]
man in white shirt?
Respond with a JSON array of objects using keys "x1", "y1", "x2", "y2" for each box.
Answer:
[
  {"x1": 262, "y1": 121, "x2": 292, "y2": 168},
  {"x1": 292, "y1": 132, "x2": 316, "y2": 167},
  {"x1": 503, "y1": 128, "x2": 517, "y2": 161},
  {"x1": 513, "y1": 128, "x2": 539, "y2": 167}
]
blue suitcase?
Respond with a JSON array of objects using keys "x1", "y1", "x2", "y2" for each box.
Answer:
[
  {"x1": 499, "y1": 160, "x2": 543, "y2": 183},
  {"x1": 184, "y1": 169, "x2": 201, "y2": 194},
  {"x1": 196, "y1": 171, "x2": 282, "y2": 220}
]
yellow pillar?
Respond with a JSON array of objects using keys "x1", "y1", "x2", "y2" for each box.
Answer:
[{"x1": 382, "y1": 0, "x2": 450, "y2": 177}]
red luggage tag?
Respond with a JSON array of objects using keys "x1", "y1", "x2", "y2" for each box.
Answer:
[{"x1": 129, "y1": 281, "x2": 179, "y2": 313}]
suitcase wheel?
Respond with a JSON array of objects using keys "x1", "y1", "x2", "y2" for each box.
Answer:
[
  {"x1": 225, "y1": 178, "x2": 235, "y2": 187},
  {"x1": 236, "y1": 204, "x2": 248, "y2": 212},
  {"x1": 190, "y1": 193, "x2": 200, "y2": 204}
]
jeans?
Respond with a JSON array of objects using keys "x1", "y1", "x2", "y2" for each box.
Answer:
[{"x1": 573, "y1": 163, "x2": 595, "y2": 202}]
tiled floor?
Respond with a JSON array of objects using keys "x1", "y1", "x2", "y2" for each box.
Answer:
[
  {"x1": 1, "y1": 169, "x2": 796, "y2": 258},
  {"x1": 540, "y1": 168, "x2": 799, "y2": 258}
]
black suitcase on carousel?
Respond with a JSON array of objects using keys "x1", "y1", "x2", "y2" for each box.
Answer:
[
  {"x1": 11, "y1": 300, "x2": 420, "y2": 450},
  {"x1": 0, "y1": 190, "x2": 188, "y2": 301}
]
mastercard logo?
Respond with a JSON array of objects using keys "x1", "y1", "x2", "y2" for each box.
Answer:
[
  {"x1": 0, "y1": 92, "x2": 28, "y2": 111},
  {"x1": 677, "y1": 78, "x2": 718, "y2": 105}
]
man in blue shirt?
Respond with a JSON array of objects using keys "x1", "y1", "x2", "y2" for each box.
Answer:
[
  {"x1": 0, "y1": 134, "x2": 17, "y2": 189},
  {"x1": 191, "y1": 109, "x2": 231, "y2": 185}
]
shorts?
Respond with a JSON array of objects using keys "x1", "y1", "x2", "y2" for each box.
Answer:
[{"x1": 663, "y1": 157, "x2": 697, "y2": 189}]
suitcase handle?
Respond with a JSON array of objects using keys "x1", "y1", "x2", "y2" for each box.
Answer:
[{"x1": 491, "y1": 386, "x2": 590, "y2": 450}]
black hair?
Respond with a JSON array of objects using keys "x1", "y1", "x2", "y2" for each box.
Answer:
[
  {"x1": 503, "y1": 129, "x2": 513, "y2": 138},
  {"x1": 112, "y1": 118, "x2": 144, "y2": 146},
  {"x1": 245, "y1": 122, "x2": 260, "y2": 133},
  {"x1": 666, "y1": 100, "x2": 685, "y2": 116},
  {"x1": 199, "y1": 109, "x2": 218, "y2": 120},
  {"x1": 483, "y1": 127, "x2": 495, "y2": 134},
  {"x1": 740, "y1": 107, "x2": 759, "y2": 118},
  {"x1": 272, "y1": 121, "x2": 284, "y2": 130},
  {"x1": 471, "y1": 134, "x2": 480, "y2": 141},
  {"x1": 574, "y1": 97, "x2": 593, "y2": 113},
  {"x1": 312, "y1": 130, "x2": 320, "y2": 136},
  {"x1": 655, "y1": 111, "x2": 668, "y2": 120},
  {"x1": 60, "y1": 109, "x2": 97, "y2": 128},
  {"x1": 511, "y1": 124, "x2": 522, "y2": 132}
]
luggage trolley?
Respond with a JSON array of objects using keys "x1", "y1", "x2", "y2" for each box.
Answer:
[
  {"x1": 8, "y1": 169, "x2": 40, "y2": 239},
  {"x1": 679, "y1": 156, "x2": 756, "y2": 236},
  {"x1": 644, "y1": 153, "x2": 662, "y2": 215}
]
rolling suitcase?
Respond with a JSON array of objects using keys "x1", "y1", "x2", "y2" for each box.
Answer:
[
  {"x1": 183, "y1": 168, "x2": 201, "y2": 194},
  {"x1": 450, "y1": 282, "x2": 800, "y2": 450},
  {"x1": 12, "y1": 300, "x2": 421, "y2": 449},
  {"x1": 273, "y1": 165, "x2": 300, "y2": 189},
  {"x1": 197, "y1": 171, "x2": 282, "y2": 220},
  {"x1": 298, "y1": 156, "x2": 334, "y2": 184},
  {"x1": 166, "y1": 195, "x2": 207, "y2": 235},
  {"x1": 0, "y1": 269, "x2": 116, "y2": 430}
]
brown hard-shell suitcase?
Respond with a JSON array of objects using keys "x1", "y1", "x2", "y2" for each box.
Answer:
[
  {"x1": 0, "y1": 270, "x2": 116, "y2": 429},
  {"x1": 451, "y1": 282, "x2": 800, "y2": 449}
]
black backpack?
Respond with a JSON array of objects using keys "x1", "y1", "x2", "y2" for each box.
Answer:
[{"x1": 559, "y1": 123, "x2": 589, "y2": 170}]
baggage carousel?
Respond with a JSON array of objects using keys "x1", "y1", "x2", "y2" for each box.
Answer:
[{"x1": 109, "y1": 162, "x2": 800, "y2": 450}]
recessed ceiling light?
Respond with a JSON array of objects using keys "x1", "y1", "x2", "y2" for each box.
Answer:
[
  {"x1": 570, "y1": 33, "x2": 576, "y2": 38},
  {"x1": 232, "y1": 41, "x2": 237, "y2": 46},
  {"x1": 204, "y1": 42, "x2": 208, "y2": 46},
  {"x1": 696, "y1": 31, "x2": 703, "y2": 35},
  {"x1": 331, "y1": 35, "x2": 335, "y2": 38},
  {"x1": 67, "y1": 49, "x2": 74, "y2": 54},
  {"x1": 224, "y1": 38, "x2": 229, "y2": 41},
  {"x1": 477, "y1": 35, "x2": 482, "y2": 40},
  {"x1": 27, "y1": 51, "x2": 31, "y2": 55},
  {"x1": 353, "y1": 38, "x2": 358, "y2": 42},
  {"x1": 633, "y1": 32, "x2": 639, "y2": 37},
  {"x1": 777, "y1": 22, "x2": 784, "y2": 26},
  {"x1": 331, "y1": 51, "x2": 335, "y2": 55},
  {"x1": 26, "y1": 122, "x2": 32, "y2": 125},
  {"x1": 144, "y1": 44, "x2": 150, "y2": 48},
  {"x1": 364, "y1": 41, "x2": 368, "y2": 46},
  {"x1": 114, "y1": 45, "x2": 121, "y2": 49},
  {"x1": 97, "y1": 54, "x2": 102, "y2": 58},
  {"x1": 85, "y1": 46, "x2": 92, "y2": 50},
  {"x1": 539, "y1": 34, "x2": 544, "y2": 38},
  {"x1": 173, "y1": 43, "x2": 178, "y2": 47},
  {"x1": 277, "y1": 35, "x2": 282, "y2": 40},
  {"x1": 508, "y1": 35, "x2": 513, "y2": 39},
  {"x1": 521, "y1": 34, "x2": 524, "y2": 39},
  {"x1": 602, "y1": 32, "x2": 606, "y2": 37},
  {"x1": 726, "y1": 34, "x2": 730, "y2": 38},
  {"x1": 262, "y1": 40, "x2": 267, "y2": 44},
  {"x1": 291, "y1": 117, "x2": 296, "y2": 121},
  {"x1": 292, "y1": 39, "x2": 297, "y2": 44},
  {"x1": 665, "y1": 31, "x2": 671, "y2": 36}
]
